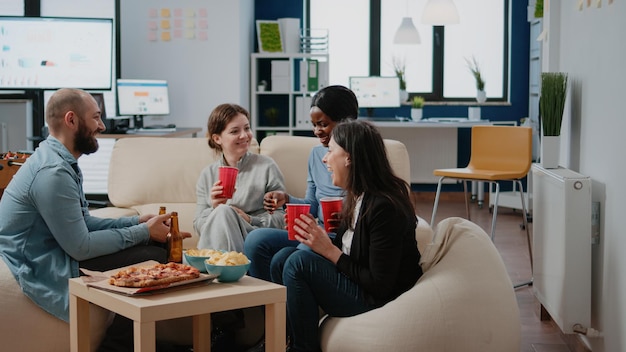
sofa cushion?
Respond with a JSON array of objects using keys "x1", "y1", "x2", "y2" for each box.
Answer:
[
  {"x1": 260, "y1": 135, "x2": 411, "y2": 198},
  {"x1": 0, "y1": 258, "x2": 113, "y2": 352},
  {"x1": 107, "y1": 137, "x2": 259, "y2": 208},
  {"x1": 260, "y1": 135, "x2": 320, "y2": 199}
]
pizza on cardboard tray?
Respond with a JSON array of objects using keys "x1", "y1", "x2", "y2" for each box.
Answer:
[{"x1": 108, "y1": 262, "x2": 201, "y2": 288}]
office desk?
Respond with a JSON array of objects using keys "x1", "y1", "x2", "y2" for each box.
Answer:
[
  {"x1": 98, "y1": 127, "x2": 202, "y2": 139},
  {"x1": 368, "y1": 120, "x2": 515, "y2": 185}
]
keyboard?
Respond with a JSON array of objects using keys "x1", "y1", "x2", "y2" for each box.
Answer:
[
  {"x1": 135, "y1": 127, "x2": 176, "y2": 133},
  {"x1": 423, "y1": 117, "x2": 469, "y2": 123}
]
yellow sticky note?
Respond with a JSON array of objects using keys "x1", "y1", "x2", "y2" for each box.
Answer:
[
  {"x1": 161, "y1": 20, "x2": 171, "y2": 30},
  {"x1": 161, "y1": 8, "x2": 171, "y2": 18},
  {"x1": 184, "y1": 30, "x2": 195, "y2": 39},
  {"x1": 161, "y1": 31, "x2": 171, "y2": 42},
  {"x1": 577, "y1": 0, "x2": 584, "y2": 10},
  {"x1": 185, "y1": 8, "x2": 195, "y2": 17},
  {"x1": 185, "y1": 19, "x2": 195, "y2": 29},
  {"x1": 595, "y1": 0, "x2": 602, "y2": 8}
]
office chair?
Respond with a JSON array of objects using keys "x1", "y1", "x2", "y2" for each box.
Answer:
[{"x1": 430, "y1": 125, "x2": 533, "y2": 288}]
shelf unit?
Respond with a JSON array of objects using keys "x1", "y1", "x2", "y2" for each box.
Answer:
[{"x1": 250, "y1": 53, "x2": 329, "y2": 141}]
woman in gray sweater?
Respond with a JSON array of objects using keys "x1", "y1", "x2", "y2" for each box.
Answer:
[{"x1": 194, "y1": 103, "x2": 286, "y2": 252}]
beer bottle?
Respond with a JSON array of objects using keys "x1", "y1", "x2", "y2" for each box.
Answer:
[
  {"x1": 167, "y1": 211, "x2": 183, "y2": 263},
  {"x1": 159, "y1": 206, "x2": 166, "y2": 215}
]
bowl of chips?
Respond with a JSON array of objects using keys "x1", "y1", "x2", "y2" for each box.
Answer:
[
  {"x1": 203, "y1": 250, "x2": 251, "y2": 282},
  {"x1": 184, "y1": 248, "x2": 223, "y2": 273}
]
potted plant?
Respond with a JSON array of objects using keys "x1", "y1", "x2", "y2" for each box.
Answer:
[
  {"x1": 392, "y1": 56, "x2": 408, "y2": 103},
  {"x1": 466, "y1": 56, "x2": 486, "y2": 103},
  {"x1": 411, "y1": 96, "x2": 424, "y2": 121},
  {"x1": 539, "y1": 72, "x2": 568, "y2": 168}
]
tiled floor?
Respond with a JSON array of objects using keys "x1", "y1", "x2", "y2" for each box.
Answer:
[{"x1": 413, "y1": 193, "x2": 573, "y2": 352}]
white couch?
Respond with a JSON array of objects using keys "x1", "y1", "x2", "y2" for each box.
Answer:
[{"x1": 0, "y1": 135, "x2": 412, "y2": 350}]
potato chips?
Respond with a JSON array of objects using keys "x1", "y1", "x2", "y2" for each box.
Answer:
[
  {"x1": 207, "y1": 251, "x2": 249, "y2": 266},
  {"x1": 185, "y1": 248, "x2": 221, "y2": 257},
  {"x1": 185, "y1": 248, "x2": 249, "y2": 266}
]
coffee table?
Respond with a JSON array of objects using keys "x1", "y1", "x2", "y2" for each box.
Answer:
[{"x1": 69, "y1": 275, "x2": 286, "y2": 352}]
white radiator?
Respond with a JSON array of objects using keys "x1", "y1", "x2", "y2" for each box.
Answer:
[{"x1": 532, "y1": 164, "x2": 591, "y2": 333}]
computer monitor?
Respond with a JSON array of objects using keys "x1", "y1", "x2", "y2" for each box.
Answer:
[
  {"x1": 116, "y1": 79, "x2": 170, "y2": 128},
  {"x1": 0, "y1": 16, "x2": 113, "y2": 90},
  {"x1": 349, "y1": 76, "x2": 401, "y2": 110}
]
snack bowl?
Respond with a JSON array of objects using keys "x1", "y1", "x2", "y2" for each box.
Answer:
[
  {"x1": 204, "y1": 260, "x2": 251, "y2": 282},
  {"x1": 183, "y1": 251, "x2": 212, "y2": 273}
]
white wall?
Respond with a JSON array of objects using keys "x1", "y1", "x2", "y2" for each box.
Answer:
[
  {"x1": 547, "y1": 1, "x2": 626, "y2": 350},
  {"x1": 119, "y1": 0, "x2": 254, "y2": 132}
]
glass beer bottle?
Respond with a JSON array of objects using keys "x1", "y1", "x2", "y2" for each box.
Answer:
[
  {"x1": 167, "y1": 211, "x2": 183, "y2": 263},
  {"x1": 159, "y1": 206, "x2": 166, "y2": 215}
]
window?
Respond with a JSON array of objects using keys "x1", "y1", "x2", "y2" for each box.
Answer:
[{"x1": 309, "y1": 0, "x2": 509, "y2": 102}]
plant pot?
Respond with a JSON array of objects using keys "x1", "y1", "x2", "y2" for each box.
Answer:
[
  {"x1": 476, "y1": 90, "x2": 487, "y2": 104},
  {"x1": 411, "y1": 108, "x2": 423, "y2": 121},
  {"x1": 400, "y1": 89, "x2": 409, "y2": 104},
  {"x1": 540, "y1": 135, "x2": 560, "y2": 169},
  {"x1": 468, "y1": 106, "x2": 481, "y2": 121}
]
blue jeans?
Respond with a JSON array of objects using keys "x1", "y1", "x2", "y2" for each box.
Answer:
[
  {"x1": 270, "y1": 248, "x2": 373, "y2": 352},
  {"x1": 244, "y1": 228, "x2": 299, "y2": 281}
]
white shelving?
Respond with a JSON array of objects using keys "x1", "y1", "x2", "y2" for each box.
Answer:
[{"x1": 250, "y1": 53, "x2": 329, "y2": 139}]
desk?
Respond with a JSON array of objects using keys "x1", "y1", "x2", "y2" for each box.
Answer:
[
  {"x1": 69, "y1": 275, "x2": 286, "y2": 352},
  {"x1": 369, "y1": 120, "x2": 516, "y2": 185},
  {"x1": 98, "y1": 127, "x2": 202, "y2": 139},
  {"x1": 370, "y1": 120, "x2": 488, "y2": 184}
]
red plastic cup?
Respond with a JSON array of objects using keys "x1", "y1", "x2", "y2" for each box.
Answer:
[
  {"x1": 218, "y1": 166, "x2": 239, "y2": 199},
  {"x1": 286, "y1": 204, "x2": 311, "y2": 240},
  {"x1": 320, "y1": 197, "x2": 343, "y2": 233}
]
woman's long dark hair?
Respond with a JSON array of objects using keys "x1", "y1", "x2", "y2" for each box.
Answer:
[{"x1": 331, "y1": 119, "x2": 415, "y2": 228}]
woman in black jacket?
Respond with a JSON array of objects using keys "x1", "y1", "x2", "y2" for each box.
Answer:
[{"x1": 270, "y1": 119, "x2": 423, "y2": 352}]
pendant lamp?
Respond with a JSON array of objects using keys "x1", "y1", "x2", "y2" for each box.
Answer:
[
  {"x1": 421, "y1": 0, "x2": 460, "y2": 25},
  {"x1": 393, "y1": 17, "x2": 421, "y2": 44}
]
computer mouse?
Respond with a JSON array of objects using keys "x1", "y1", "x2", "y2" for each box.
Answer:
[{"x1": 166, "y1": 124, "x2": 176, "y2": 128}]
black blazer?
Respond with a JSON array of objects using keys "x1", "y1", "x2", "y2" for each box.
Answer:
[{"x1": 333, "y1": 193, "x2": 422, "y2": 307}]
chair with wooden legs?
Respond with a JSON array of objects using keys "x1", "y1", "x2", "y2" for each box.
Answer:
[{"x1": 430, "y1": 125, "x2": 533, "y2": 288}]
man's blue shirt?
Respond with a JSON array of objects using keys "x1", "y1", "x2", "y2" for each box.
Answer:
[{"x1": 0, "y1": 137, "x2": 149, "y2": 321}]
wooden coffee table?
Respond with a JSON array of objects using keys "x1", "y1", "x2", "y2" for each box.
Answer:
[{"x1": 69, "y1": 275, "x2": 286, "y2": 352}]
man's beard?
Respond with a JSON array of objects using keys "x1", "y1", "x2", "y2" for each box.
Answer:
[{"x1": 75, "y1": 121, "x2": 99, "y2": 155}]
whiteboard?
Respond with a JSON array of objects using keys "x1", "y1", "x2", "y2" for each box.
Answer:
[{"x1": 119, "y1": 0, "x2": 254, "y2": 131}]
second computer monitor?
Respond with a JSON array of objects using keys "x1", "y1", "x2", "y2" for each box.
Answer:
[
  {"x1": 116, "y1": 79, "x2": 171, "y2": 116},
  {"x1": 349, "y1": 76, "x2": 401, "y2": 109}
]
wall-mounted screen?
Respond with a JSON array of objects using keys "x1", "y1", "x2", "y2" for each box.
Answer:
[
  {"x1": 349, "y1": 76, "x2": 401, "y2": 108},
  {"x1": 0, "y1": 16, "x2": 113, "y2": 90},
  {"x1": 116, "y1": 79, "x2": 170, "y2": 116}
]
